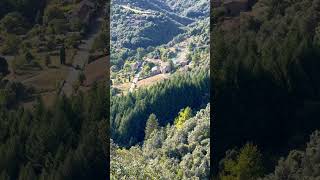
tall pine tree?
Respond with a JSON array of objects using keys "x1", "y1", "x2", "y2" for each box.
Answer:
[{"x1": 145, "y1": 114, "x2": 159, "y2": 140}]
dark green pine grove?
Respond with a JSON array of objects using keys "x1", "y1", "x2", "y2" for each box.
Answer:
[
  {"x1": 110, "y1": 69, "x2": 210, "y2": 147},
  {"x1": 212, "y1": 0, "x2": 320, "y2": 178},
  {"x1": 0, "y1": 79, "x2": 109, "y2": 179}
]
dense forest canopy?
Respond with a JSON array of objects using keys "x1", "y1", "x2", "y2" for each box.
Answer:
[
  {"x1": 0, "y1": 80, "x2": 109, "y2": 180},
  {"x1": 110, "y1": 2, "x2": 210, "y2": 179},
  {"x1": 111, "y1": 104, "x2": 210, "y2": 179},
  {"x1": 115, "y1": 0, "x2": 209, "y2": 19},
  {"x1": 0, "y1": 0, "x2": 46, "y2": 23},
  {"x1": 111, "y1": 68, "x2": 210, "y2": 146},
  {"x1": 212, "y1": 0, "x2": 320, "y2": 176},
  {"x1": 111, "y1": 4, "x2": 184, "y2": 50},
  {"x1": 110, "y1": 0, "x2": 209, "y2": 67},
  {"x1": 0, "y1": 0, "x2": 110, "y2": 179}
]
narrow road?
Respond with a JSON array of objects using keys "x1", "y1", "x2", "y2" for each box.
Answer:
[
  {"x1": 129, "y1": 62, "x2": 143, "y2": 92},
  {"x1": 60, "y1": 12, "x2": 104, "y2": 97}
]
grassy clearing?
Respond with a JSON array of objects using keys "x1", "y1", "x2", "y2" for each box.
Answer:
[{"x1": 22, "y1": 67, "x2": 68, "y2": 93}]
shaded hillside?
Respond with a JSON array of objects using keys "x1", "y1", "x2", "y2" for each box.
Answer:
[
  {"x1": 212, "y1": 0, "x2": 320, "y2": 174},
  {"x1": 0, "y1": 0, "x2": 46, "y2": 22},
  {"x1": 110, "y1": 69, "x2": 209, "y2": 146},
  {"x1": 0, "y1": 1, "x2": 110, "y2": 179},
  {"x1": 261, "y1": 131, "x2": 320, "y2": 180}
]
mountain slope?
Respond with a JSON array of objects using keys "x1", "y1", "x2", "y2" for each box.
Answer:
[
  {"x1": 111, "y1": 0, "x2": 209, "y2": 51},
  {"x1": 160, "y1": 0, "x2": 209, "y2": 18},
  {"x1": 111, "y1": 4, "x2": 184, "y2": 50}
]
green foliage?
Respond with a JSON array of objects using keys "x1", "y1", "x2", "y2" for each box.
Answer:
[
  {"x1": 0, "y1": 0, "x2": 46, "y2": 23},
  {"x1": 18, "y1": 163, "x2": 36, "y2": 180},
  {"x1": 212, "y1": 0, "x2": 320, "y2": 172},
  {"x1": 111, "y1": 69, "x2": 209, "y2": 146},
  {"x1": 78, "y1": 72, "x2": 86, "y2": 85},
  {"x1": 160, "y1": 0, "x2": 209, "y2": 18},
  {"x1": 174, "y1": 107, "x2": 192, "y2": 130},
  {"x1": 66, "y1": 33, "x2": 81, "y2": 48},
  {"x1": 0, "y1": 57, "x2": 9, "y2": 76},
  {"x1": 24, "y1": 51, "x2": 33, "y2": 64},
  {"x1": 111, "y1": 104, "x2": 210, "y2": 179},
  {"x1": 0, "y1": 34, "x2": 20, "y2": 55},
  {"x1": 43, "y1": 5, "x2": 65, "y2": 25},
  {"x1": 44, "y1": 54, "x2": 51, "y2": 67},
  {"x1": 219, "y1": 144, "x2": 264, "y2": 180},
  {"x1": 0, "y1": 82, "x2": 108, "y2": 179},
  {"x1": 144, "y1": 114, "x2": 159, "y2": 140},
  {"x1": 48, "y1": 18, "x2": 69, "y2": 34},
  {"x1": 0, "y1": 1, "x2": 109, "y2": 179},
  {"x1": 92, "y1": 32, "x2": 108, "y2": 51},
  {"x1": 261, "y1": 131, "x2": 320, "y2": 180},
  {"x1": 111, "y1": 2, "x2": 185, "y2": 51},
  {"x1": 70, "y1": 18, "x2": 85, "y2": 32},
  {"x1": 0, "y1": 80, "x2": 33, "y2": 108},
  {"x1": 0, "y1": 12, "x2": 28, "y2": 34}
]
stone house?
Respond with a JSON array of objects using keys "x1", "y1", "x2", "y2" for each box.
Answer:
[
  {"x1": 160, "y1": 62, "x2": 171, "y2": 74},
  {"x1": 131, "y1": 61, "x2": 140, "y2": 71},
  {"x1": 151, "y1": 66, "x2": 160, "y2": 75}
]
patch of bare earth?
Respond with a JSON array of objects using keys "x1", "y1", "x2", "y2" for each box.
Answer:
[
  {"x1": 137, "y1": 74, "x2": 169, "y2": 88},
  {"x1": 84, "y1": 56, "x2": 108, "y2": 87}
]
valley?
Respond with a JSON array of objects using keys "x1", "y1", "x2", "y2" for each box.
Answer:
[
  {"x1": 111, "y1": 0, "x2": 209, "y2": 94},
  {"x1": 110, "y1": 0, "x2": 210, "y2": 179}
]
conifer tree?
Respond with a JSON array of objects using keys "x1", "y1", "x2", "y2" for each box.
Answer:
[
  {"x1": 219, "y1": 144, "x2": 264, "y2": 180},
  {"x1": 145, "y1": 114, "x2": 159, "y2": 140}
]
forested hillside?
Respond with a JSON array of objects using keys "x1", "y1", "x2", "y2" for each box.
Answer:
[
  {"x1": 111, "y1": 4, "x2": 183, "y2": 50},
  {"x1": 0, "y1": 0, "x2": 110, "y2": 179},
  {"x1": 261, "y1": 131, "x2": 320, "y2": 180},
  {"x1": 111, "y1": 69, "x2": 209, "y2": 146},
  {"x1": 110, "y1": 0, "x2": 210, "y2": 177},
  {"x1": 111, "y1": 104, "x2": 210, "y2": 179},
  {"x1": 115, "y1": 0, "x2": 209, "y2": 19},
  {"x1": 160, "y1": 0, "x2": 209, "y2": 18},
  {"x1": 110, "y1": 0, "x2": 209, "y2": 66},
  {"x1": 212, "y1": 0, "x2": 320, "y2": 178},
  {"x1": 0, "y1": 80, "x2": 109, "y2": 180}
]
